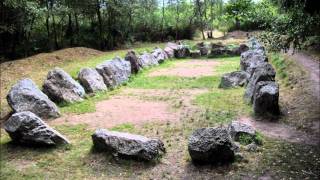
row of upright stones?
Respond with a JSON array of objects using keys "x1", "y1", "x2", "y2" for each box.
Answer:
[
  {"x1": 219, "y1": 37, "x2": 280, "y2": 116},
  {"x1": 2, "y1": 42, "x2": 193, "y2": 161},
  {"x1": 4, "y1": 40, "x2": 256, "y2": 163}
]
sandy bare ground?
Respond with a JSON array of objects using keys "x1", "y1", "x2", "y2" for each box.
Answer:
[
  {"x1": 50, "y1": 89, "x2": 208, "y2": 129},
  {"x1": 148, "y1": 60, "x2": 220, "y2": 77},
  {"x1": 239, "y1": 116, "x2": 319, "y2": 145}
]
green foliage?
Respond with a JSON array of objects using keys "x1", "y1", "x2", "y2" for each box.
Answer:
[
  {"x1": 111, "y1": 123, "x2": 135, "y2": 132},
  {"x1": 238, "y1": 132, "x2": 264, "y2": 145}
]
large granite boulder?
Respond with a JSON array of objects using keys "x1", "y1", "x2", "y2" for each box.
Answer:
[
  {"x1": 174, "y1": 45, "x2": 190, "y2": 58},
  {"x1": 188, "y1": 127, "x2": 237, "y2": 164},
  {"x1": 92, "y1": 129, "x2": 165, "y2": 161},
  {"x1": 4, "y1": 111, "x2": 70, "y2": 145},
  {"x1": 138, "y1": 52, "x2": 159, "y2": 68},
  {"x1": 253, "y1": 81, "x2": 280, "y2": 115},
  {"x1": 96, "y1": 57, "x2": 131, "y2": 89},
  {"x1": 209, "y1": 47, "x2": 235, "y2": 58},
  {"x1": 240, "y1": 50, "x2": 268, "y2": 74},
  {"x1": 152, "y1": 47, "x2": 168, "y2": 63},
  {"x1": 232, "y1": 44, "x2": 249, "y2": 55},
  {"x1": 244, "y1": 63, "x2": 276, "y2": 103},
  {"x1": 228, "y1": 121, "x2": 256, "y2": 141},
  {"x1": 166, "y1": 42, "x2": 179, "y2": 51},
  {"x1": 78, "y1": 68, "x2": 107, "y2": 93},
  {"x1": 125, "y1": 50, "x2": 141, "y2": 74},
  {"x1": 43, "y1": 67, "x2": 85, "y2": 103},
  {"x1": 7, "y1": 79, "x2": 60, "y2": 119},
  {"x1": 219, "y1": 71, "x2": 249, "y2": 89},
  {"x1": 164, "y1": 47, "x2": 174, "y2": 58},
  {"x1": 196, "y1": 42, "x2": 209, "y2": 56},
  {"x1": 190, "y1": 50, "x2": 201, "y2": 58}
]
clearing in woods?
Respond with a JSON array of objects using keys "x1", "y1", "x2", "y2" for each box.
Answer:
[{"x1": 0, "y1": 44, "x2": 319, "y2": 179}]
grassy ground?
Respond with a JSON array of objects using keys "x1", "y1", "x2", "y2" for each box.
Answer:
[{"x1": 1, "y1": 51, "x2": 319, "y2": 179}]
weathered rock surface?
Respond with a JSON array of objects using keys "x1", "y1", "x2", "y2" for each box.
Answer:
[
  {"x1": 190, "y1": 50, "x2": 201, "y2": 58},
  {"x1": 125, "y1": 50, "x2": 141, "y2": 74},
  {"x1": 228, "y1": 121, "x2": 256, "y2": 141},
  {"x1": 240, "y1": 50, "x2": 268, "y2": 74},
  {"x1": 209, "y1": 47, "x2": 234, "y2": 57},
  {"x1": 7, "y1": 79, "x2": 60, "y2": 119},
  {"x1": 43, "y1": 67, "x2": 85, "y2": 103},
  {"x1": 4, "y1": 111, "x2": 69, "y2": 145},
  {"x1": 244, "y1": 63, "x2": 276, "y2": 103},
  {"x1": 92, "y1": 129, "x2": 165, "y2": 161},
  {"x1": 96, "y1": 57, "x2": 131, "y2": 89},
  {"x1": 164, "y1": 47, "x2": 174, "y2": 58},
  {"x1": 196, "y1": 42, "x2": 209, "y2": 56},
  {"x1": 232, "y1": 44, "x2": 249, "y2": 55},
  {"x1": 174, "y1": 45, "x2": 190, "y2": 58},
  {"x1": 253, "y1": 81, "x2": 280, "y2": 115},
  {"x1": 138, "y1": 52, "x2": 159, "y2": 68},
  {"x1": 152, "y1": 47, "x2": 168, "y2": 63},
  {"x1": 219, "y1": 71, "x2": 249, "y2": 88},
  {"x1": 188, "y1": 127, "x2": 237, "y2": 164},
  {"x1": 210, "y1": 43, "x2": 224, "y2": 49},
  {"x1": 78, "y1": 68, "x2": 107, "y2": 93}
]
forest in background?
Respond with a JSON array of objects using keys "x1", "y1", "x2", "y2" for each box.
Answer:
[{"x1": 0, "y1": 0, "x2": 319, "y2": 60}]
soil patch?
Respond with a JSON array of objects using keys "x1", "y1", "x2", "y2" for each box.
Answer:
[
  {"x1": 50, "y1": 88, "x2": 208, "y2": 129},
  {"x1": 148, "y1": 60, "x2": 220, "y2": 77},
  {"x1": 238, "y1": 116, "x2": 319, "y2": 146}
]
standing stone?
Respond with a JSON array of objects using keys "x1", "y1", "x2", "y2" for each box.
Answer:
[
  {"x1": 188, "y1": 127, "x2": 237, "y2": 164},
  {"x1": 7, "y1": 79, "x2": 60, "y2": 119},
  {"x1": 138, "y1": 52, "x2": 159, "y2": 68},
  {"x1": 174, "y1": 45, "x2": 190, "y2": 58},
  {"x1": 43, "y1": 67, "x2": 85, "y2": 103},
  {"x1": 240, "y1": 50, "x2": 268, "y2": 74},
  {"x1": 232, "y1": 44, "x2": 249, "y2": 55},
  {"x1": 244, "y1": 63, "x2": 276, "y2": 103},
  {"x1": 164, "y1": 47, "x2": 174, "y2": 58},
  {"x1": 209, "y1": 47, "x2": 234, "y2": 57},
  {"x1": 125, "y1": 50, "x2": 141, "y2": 74},
  {"x1": 253, "y1": 81, "x2": 280, "y2": 115},
  {"x1": 196, "y1": 42, "x2": 209, "y2": 56},
  {"x1": 152, "y1": 47, "x2": 168, "y2": 63},
  {"x1": 228, "y1": 121, "x2": 256, "y2": 141},
  {"x1": 4, "y1": 111, "x2": 70, "y2": 145},
  {"x1": 96, "y1": 57, "x2": 131, "y2": 89},
  {"x1": 92, "y1": 129, "x2": 165, "y2": 161},
  {"x1": 219, "y1": 71, "x2": 249, "y2": 89},
  {"x1": 78, "y1": 68, "x2": 107, "y2": 93},
  {"x1": 190, "y1": 50, "x2": 201, "y2": 58}
]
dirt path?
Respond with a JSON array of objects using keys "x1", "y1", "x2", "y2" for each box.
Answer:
[
  {"x1": 239, "y1": 116, "x2": 319, "y2": 145},
  {"x1": 287, "y1": 50, "x2": 320, "y2": 101}
]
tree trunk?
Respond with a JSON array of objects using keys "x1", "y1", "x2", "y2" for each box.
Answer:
[{"x1": 96, "y1": 0, "x2": 103, "y2": 49}]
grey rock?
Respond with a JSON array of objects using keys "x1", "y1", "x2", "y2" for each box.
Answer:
[
  {"x1": 232, "y1": 44, "x2": 249, "y2": 55},
  {"x1": 43, "y1": 67, "x2": 85, "y2": 103},
  {"x1": 190, "y1": 50, "x2": 201, "y2": 58},
  {"x1": 248, "y1": 37, "x2": 265, "y2": 51},
  {"x1": 152, "y1": 47, "x2": 168, "y2": 63},
  {"x1": 196, "y1": 42, "x2": 209, "y2": 56},
  {"x1": 96, "y1": 57, "x2": 131, "y2": 89},
  {"x1": 210, "y1": 43, "x2": 224, "y2": 49},
  {"x1": 4, "y1": 111, "x2": 69, "y2": 145},
  {"x1": 164, "y1": 47, "x2": 174, "y2": 58},
  {"x1": 166, "y1": 42, "x2": 179, "y2": 51},
  {"x1": 244, "y1": 63, "x2": 276, "y2": 103},
  {"x1": 125, "y1": 50, "x2": 141, "y2": 74},
  {"x1": 138, "y1": 52, "x2": 159, "y2": 68},
  {"x1": 92, "y1": 129, "x2": 165, "y2": 161},
  {"x1": 228, "y1": 121, "x2": 256, "y2": 141},
  {"x1": 7, "y1": 79, "x2": 60, "y2": 119},
  {"x1": 174, "y1": 45, "x2": 190, "y2": 58},
  {"x1": 245, "y1": 143, "x2": 258, "y2": 152},
  {"x1": 209, "y1": 47, "x2": 235, "y2": 57},
  {"x1": 219, "y1": 71, "x2": 249, "y2": 88},
  {"x1": 240, "y1": 50, "x2": 268, "y2": 74},
  {"x1": 188, "y1": 127, "x2": 237, "y2": 164},
  {"x1": 78, "y1": 68, "x2": 107, "y2": 93},
  {"x1": 253, "y1": 81, "x2": 280, "y2": 115}
]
